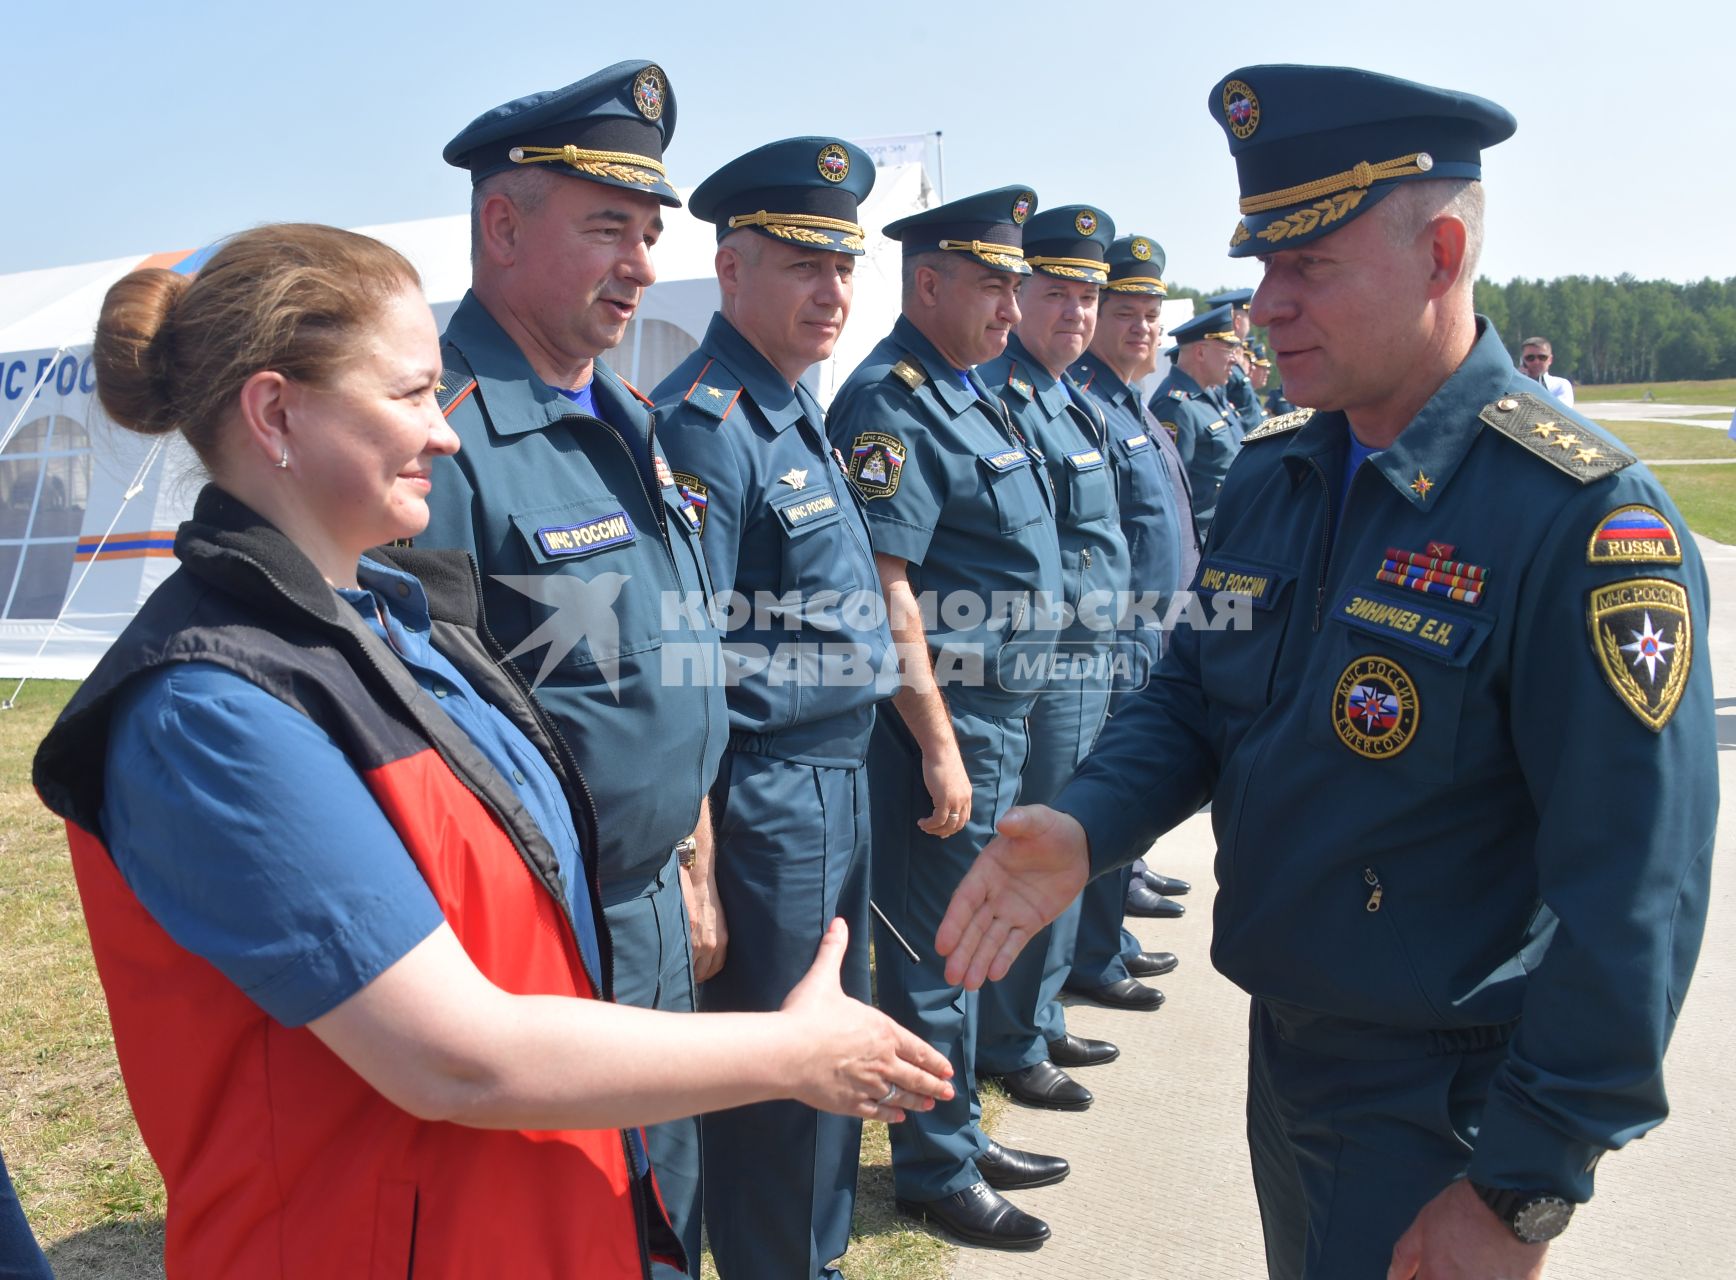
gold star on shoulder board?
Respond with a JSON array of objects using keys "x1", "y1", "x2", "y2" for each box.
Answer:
[
  {"x1": 779, "y1": 467, "x2": 809, "y2": 490},
  {"x1": 1553, "y1": 433, "x2": 1582, "y2": 451},
  {"x1": 1530, "y1": 421, "x2": 1558, "y2": 439},
  {"x1": 706, "y1": 386, "x2": 725, "y2": 399},
  {"x1": 1409, "y1": 470, "x2": 1434, "y2": 498},
  {"x1": 1574, "y1": 446, "x2": 1603, "y2": 464}
]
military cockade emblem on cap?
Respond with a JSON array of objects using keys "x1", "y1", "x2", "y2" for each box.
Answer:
[
  {"x1": 632, "y1": 66, "x2": 667, "y2": 120},
  {"x1": 1332, "y1": 655, "x2": 1419, "y2": 759},
  {"x1": 817, "y1": 143, "x2": 851, "y2": 183},
  {"x1": 1131, "y1": 237, "x2": 1152, "y2": 261},
  {"x1": 1011, "y1": 192, "x2": 1034, "y2": 224},
  {"x1": 1075, "y1": 210, "x2": 1097, "y2": 236},
  {"x1": 1223, "y1": 79, "x2": 1260, "y2": 140}
]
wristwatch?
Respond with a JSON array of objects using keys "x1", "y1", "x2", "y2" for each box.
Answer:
[
  {"x1": 674, "y1": 837, "x2": 698, "y2": 870},
  {"x1": 1470, "y1": 1183, "x2": 1575, "y2": 1244}
]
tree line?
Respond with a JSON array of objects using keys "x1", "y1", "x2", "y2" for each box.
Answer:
[{"x1": 1173, "y1": 278, "x2": 1736, "y2": 387}]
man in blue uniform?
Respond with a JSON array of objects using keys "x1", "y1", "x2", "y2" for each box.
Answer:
[
  {"x1": 420, "y1": 63, "x2": 726, "y2": 1276},
  {"x1": 650, "y1": 137, "x2": 893, "y2": 1280},
  {"x1": 1068, "y1": 232, "x2": 1199, "y2": 1002},
  {"x1": 1207, "y1": 287, "x2": 1266, "y2": 430},
  {"x1": 1149, "y1": 304, "x2": 1244, "y2": 535},
  {"x1": 938, "y1": 65, "x2": 1717, "y2": 1279},
  {"x1": 827, "y1": 186, "x2": 1067, "y2": 1251},
  {"x1": 974, "y1": 205, "x2": 1132, "y2": 1108}
]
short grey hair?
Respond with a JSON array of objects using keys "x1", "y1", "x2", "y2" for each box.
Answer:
[
  {"x1": 1379, "y1": 178, "x2": 1485, "y2": 281},
  {"x1": 901, "y1": 250, "x2": 955, "y2": 304},
  {"x1": 469, "y1": 168, "x2": 557, "y2": 267}
]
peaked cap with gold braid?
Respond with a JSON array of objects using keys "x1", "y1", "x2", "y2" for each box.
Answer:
[
  {"x1": 443, "y1": 59, "x2": 681, "y2": 207},
  {"x1": 690, "y1": 136, "x2": 876, "y2": 256},
  {"x1": 1208, "y1": 64, "x2": 1515, "y2": 257}
]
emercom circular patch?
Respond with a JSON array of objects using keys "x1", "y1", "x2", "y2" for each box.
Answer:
[{"x1": 1332, "y1": 655, "x2": 1420, "y2": 759}]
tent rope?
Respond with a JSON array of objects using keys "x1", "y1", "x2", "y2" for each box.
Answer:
[
  {"x1": 0, "y1": 346, "x2": 70, "y2": 457},
  {"x1": 1, "y1": 436, "x2": 167, "y2": 711}
]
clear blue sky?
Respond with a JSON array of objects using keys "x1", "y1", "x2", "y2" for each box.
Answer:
[{"x1": 3, "y1": 0, "x2": 1731, "y2": 291}]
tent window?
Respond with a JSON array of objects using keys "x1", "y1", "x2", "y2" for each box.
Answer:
[
  {"x1": 619, "y1": 316, "x2": 700, "y2": 395},
  {"x1": 0, "y1": 413, "x2": 90, "y2": 619}
]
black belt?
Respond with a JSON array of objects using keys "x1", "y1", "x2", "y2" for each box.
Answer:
[{"x1": 1261, "y1": 998, "x2": 1517, "y2": 1061}]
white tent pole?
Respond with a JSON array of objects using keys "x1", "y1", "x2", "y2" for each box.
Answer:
[
  {"x1": 0, "y1": 346, "x2": 71, "y2": 457},
  {"x1": 0, "y1": 436, "x2": 166, "y2": 711}
]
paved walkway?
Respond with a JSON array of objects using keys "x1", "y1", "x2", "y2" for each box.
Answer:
[
  {"x1": 1579, "y1": 400, "x2": 1734, "y2": 431},
  {"x1": 952, "y1": 535, "x2": 1736, "y2": 1279}
]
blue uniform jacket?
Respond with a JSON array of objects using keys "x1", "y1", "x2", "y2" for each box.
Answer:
[
  {"x1": 1150, "y1": 366, "x2": 1242, "y2": 531},
  {"x1": 420, "y1": 291, "x2": 727, "y2": 889},
  {"x1": 1227, "y1": 361, "x2": 1266, "y2": 431},
  {"x1": 981, "y1": 334, "x2": 1130, "y2": 651},
  {"x1": 1072, "y1": 349, "x2": 1198, "y2": 618},
  {"x1": 826, "y1": 316, "x2": 1063, "y2": 718},
  {"x1": 1059, "y1": 321, "x2": 1717, "y2": 1203},
  {"x1": 652, "y1": 314, "x2": 892, "y2": 766}
]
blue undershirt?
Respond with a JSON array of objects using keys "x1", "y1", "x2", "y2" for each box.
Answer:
[
  {"x1": 550, "y1": 380, "x2": 599, "y2": 418},
  {"x1": 100, "y1": 556, "x2": 599, "y2": 1027}
]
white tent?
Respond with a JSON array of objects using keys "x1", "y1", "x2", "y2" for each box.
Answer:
[{"x1": 0, "y1": 148, "x2": 936, "y2": 681}]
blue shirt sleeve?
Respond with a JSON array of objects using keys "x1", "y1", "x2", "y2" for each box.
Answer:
[{"x1": 100, "y1": 662, "x2": 445, "y2": 1027}]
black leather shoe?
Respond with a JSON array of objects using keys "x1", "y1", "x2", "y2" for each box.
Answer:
[
  {"x1": 1125, "y1": 950, "x2": 1180, "y2": 978},
  {"x1": 993, "y1": 1060, "x2": 1092, "y2": 1111},
  {"x1": 896, "y1": 1182, "x2": 1051, "y2": 1250},
  {"x1": 1067, "y1": 976, "x2": 1167, "y2": 1011},
  {"x1": 1126, "y1": 880, "x2": 1186, "y2": 918},
  {"x1": 1140, "y1": 869, "x2": 1192, "y2": 896},
  {"x1": 1045, "y1": 1031, "x2": 1120, "y2": 1067},
  {"x1": 977, "y1": 1140, "x2": 1071, "y2": 1190}
]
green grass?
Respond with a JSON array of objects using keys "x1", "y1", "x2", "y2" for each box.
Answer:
[
  {"x1": 0, "y1": 681, "x2": 972, "y2": 1278},
  {"x1": 1650, "y1": 465, "x2": 1736, "y2": 545},
  {"x1": 1578, "y1": 378, "x2": 1736, "y2": 406},
  {"x1": 1591, "y1": 420, "x2": 1736, "y2": 461}
]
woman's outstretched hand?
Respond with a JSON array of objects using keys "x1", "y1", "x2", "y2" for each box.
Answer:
[{"x1": 780, "y1": 919, "x2": 955, "y2": 1122}]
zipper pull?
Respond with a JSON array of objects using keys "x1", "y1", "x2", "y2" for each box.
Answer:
[
  {"x1": 1363, "y1": 867, "x2": 1383, "y2": 912},
  {"x1": 1083, "y1": 547, "x2": 1093, "y2": 567}
]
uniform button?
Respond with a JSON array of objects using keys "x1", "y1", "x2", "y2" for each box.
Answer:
[
  {"x1": 433, "y1": 685, "x2": 449, "y2": 699},
  {"x1": 513, "y1": 769, "x2": 527, "y2": 785},
  {"x1": 1496, "y1": 397, "x2": 1518, "y2": 411},
  {"x1": 396, "y1": 581, "x2": 411, "y2": 598}
]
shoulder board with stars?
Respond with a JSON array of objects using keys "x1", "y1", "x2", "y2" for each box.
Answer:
[
  {"x1": 1242, "y1": 407, "x2": 1314, "y2": 443},
  {"x1": 1168, "y1": 387, "x2": 1193, "y2": 400},
  {"x1": 890, "y1": 357, "x2": 928, "y2": 392},
  {"x1": 436, "y1": 352, "x2": 478, "y2": 418},
  {"x1": 681, "y1": 362, "x2": 743, "y2": 422},
  {"x1": 1479, "y1": 392, "x2": 1633, "y2": 484},
  {"x1": 1003, "y1": 367, "x2": 1034, "y2": 401}
]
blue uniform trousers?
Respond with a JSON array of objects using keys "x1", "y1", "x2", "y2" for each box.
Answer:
[
  {"x1": 700, "y1": 748, "x2": 871, "y2": 1280},
  {"x1": 977, "y1": 678, "x2": 1110, "y2": 1073},
  {"x1": 1247, "y1": 998, "x2": 1508, "y2": 1280},
  {"x1": 602, "y1": 852, "x2": 701, "y2": 1280},
  {"x1": 0, "y1": 1146, "x2": 49, "y2": 1280},
  {"x1": 870, "y1": 705, "x2": 1028, "y2": 1200}
]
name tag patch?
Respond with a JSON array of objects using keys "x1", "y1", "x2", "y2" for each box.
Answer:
[
  {"x1": 775, "y1": 491, "x2": 840, "y2": 532},
  {"x1": 1122, "y1": 434, "x2": 1150, "y2": 451},
  {"x1": 535, "y1": 511, "x2": 636, "y2": 557},
  {"x1": 1066, "y1": 448, "x2": 1105, "y2": 470},
  {"x1": 1335, "y1": 589, "x2": 1482, "y2": 661},
  {"x1": 982, "y1": 448, "x2": 1030, "y2": 473},
  {"x1": 1194, "y1": 558, "x2": 1286, "y2": 609}
]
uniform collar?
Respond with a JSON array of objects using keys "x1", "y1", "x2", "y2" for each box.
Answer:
[
  {"x1": 342, "y1": 556, "x2": 434, "y2": 636},
  {"x1": 1070, "y1": 350, "x2": 1132, "y2": 409},
  {"x1": 1161, "y1": 365, "x2": 1207, "y2": 399},
  {"x1": 892, "y1": 314, "x2": 985, "y2": 418},
  {"x1": 1004, "y1": 333, "x2": 1071, "y2": 418},
  {"x1": 443, "y1": 290, "x2": 645, "y2": 437},
  {"x1": 1281, "y1": 318, "x2": 1518, "y2": 512},
  {"x1": 700, "y1": 313, "x2": 806, "y2": 433}
]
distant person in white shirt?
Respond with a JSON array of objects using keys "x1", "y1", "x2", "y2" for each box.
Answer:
[{"x1": 1520, "y1": 335, "x2": 1575, "y2": 405}]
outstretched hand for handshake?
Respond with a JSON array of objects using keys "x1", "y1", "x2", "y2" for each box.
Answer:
[
  {"x1": 781, "y1": 918, "x2": 956, "y2": 1122},
  {"x1": 934, "y1": 804, "x2": 1091, "y2": 990}
]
